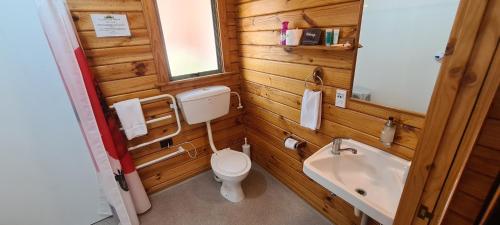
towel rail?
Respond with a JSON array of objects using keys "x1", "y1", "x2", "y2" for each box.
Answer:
[
  {"x1": 110, "y1": 94, "x2": 182, "y2": 151},
  {"x1": 304, "y1": 66, "x2": 324, "y2": 91},
  {"x1": 118, "y1": 115, "x2": 172, "y2": 131}
]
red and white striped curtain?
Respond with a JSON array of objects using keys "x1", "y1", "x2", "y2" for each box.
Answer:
[{"x1": 36, "y1": 1, "x2": 147, "y2": 224}]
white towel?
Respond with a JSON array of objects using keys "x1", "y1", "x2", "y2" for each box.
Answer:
[
  {"x1": 113, "y1": 98, "x2": 147, "y2": 140},
  {"x1": 300, "y1": 89, "x2": 322, "y2": 130}
]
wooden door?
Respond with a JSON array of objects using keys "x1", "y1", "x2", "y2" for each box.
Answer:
[{"x1": 393, "y1": 0, "x2": 500, "y2": 224}]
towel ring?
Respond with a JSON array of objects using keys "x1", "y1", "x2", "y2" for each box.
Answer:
[{"x1": 304, "y1": 67, "x2": 324, "y2": 91}]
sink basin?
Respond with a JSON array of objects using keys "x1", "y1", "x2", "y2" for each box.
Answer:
[{"x1": 303, "y1": 139, "x2": 410, "y2": 225}]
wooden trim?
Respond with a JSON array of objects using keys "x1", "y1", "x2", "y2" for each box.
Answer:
[
  {"x1": 347, "y1": 98, "x2": 425, "y2": 129},
  {"x1": 140, "y1": 0, "x2": 233, "y2": 84},
  {"x1": 349, "y1": 0, "x2": 363, "y2": 93},
  {"x1": 68, "y1": 0, "x2": 143, "y2": 12},
  {"x1": 216, "y1": 0, "x2": 233, "y2": 72},
  {"x1": 156, "y1": 72, "x2": 237, "y2": 88},
  {"x1": 393, "y1": 0, "x2": 493, "y2": 224},
  {"x1": 478, "y1": 186, "x2": 500, "y2": 225},
  {"x1": 141, "y1": 0, "x2": 170, "y2": 84}
]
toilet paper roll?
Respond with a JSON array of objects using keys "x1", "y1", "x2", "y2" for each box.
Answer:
[{"x1": 284, "y1": 137, "x2": 299, "y2": 150}]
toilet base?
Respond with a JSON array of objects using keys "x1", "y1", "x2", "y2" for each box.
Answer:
[
  {"x1": 220, "y1": 180, "x2": 245, "y2": 202},
  {"x1": 213, "y1": 173, "x2": 222, "y2": 183}
]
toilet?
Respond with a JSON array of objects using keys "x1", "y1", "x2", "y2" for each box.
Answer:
[{"x1": 176, "y1": 86, "x2": 251, "y2": 202}]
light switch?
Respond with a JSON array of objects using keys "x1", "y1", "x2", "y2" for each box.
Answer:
[{"x1": 335, "y1": 89, "x2": 347, "y2": 108}]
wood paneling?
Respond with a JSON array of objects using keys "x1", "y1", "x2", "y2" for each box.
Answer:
[
  {"x1": 68, "y1": 0, "x2": 143, "y2": 12},
  {"x1": 238, "y1": 2, "x2": 360, "y2": 31},
  {"x1": 72, "y1": 12, "x2": 146, "y2": 31},
  {"x1": 241, "y1": 57, "x2": 352, "y2": 89},
  {"x1": 79, "y1": 29, "x2": 150, "y2": 49},
  {"x1": 443, "y1": 88, "x2": 500, "y2": 224},
  {"x1": 67, "y1": 0, "x2": 243, "y2": 193},
  {"x1": 240, "y1": 45, "x2": 355, "y2": 69},
  {"x1": 237, "y1": 0, "x2": 424, "y2": 224},
  {"x1": 91, "y1": 60, "x2": 157, "y2": 82},
  {"x1": 238, "y1": 0, "x2": 356, "y2": 18}
]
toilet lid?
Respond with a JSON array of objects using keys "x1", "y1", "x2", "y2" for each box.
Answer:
[{"x1": 211, "y1": 149, "x2": 251, "y2": 176}]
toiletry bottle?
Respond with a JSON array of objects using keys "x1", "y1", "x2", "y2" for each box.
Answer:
[
  {"x1": 332, "y1": 28, "x2": 340, "y2": 45},
  {"x1": 242, "y1": 137, "x2": 251, "y2": 158},
  {"x1": 380, "y1": 117, "x2": 396, "y2": 147},
  {"x1": 280, "y1": 21, "x2": 289, "y2": 45},
  {"x1": 325, "y1": 29, "x2": 333, "y2": 46}
]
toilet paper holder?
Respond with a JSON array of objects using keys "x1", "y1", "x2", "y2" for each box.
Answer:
[{"x1": 283, "y1": 135, "x2": 307, "y2": 150}]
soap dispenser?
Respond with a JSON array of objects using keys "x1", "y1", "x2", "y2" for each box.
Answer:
[{"x1": 380, "y1": 117, "x2": 396, "y2": 147}]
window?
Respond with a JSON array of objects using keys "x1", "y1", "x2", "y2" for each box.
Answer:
[{"x1": 156, "y1": 0, "x2": 223, "y2": 81}]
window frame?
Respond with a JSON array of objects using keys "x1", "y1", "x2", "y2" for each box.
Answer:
[{"x1": 142, "y1": 0, "x2": 231, "y2": 85}]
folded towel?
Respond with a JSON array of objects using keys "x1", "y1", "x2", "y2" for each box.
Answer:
[
  {"x1": 113, "y1": 98, "x2": 147, "y2": 140},
  {"x1": 300, "y1": 89, "x2": 322, "y2": 130}
]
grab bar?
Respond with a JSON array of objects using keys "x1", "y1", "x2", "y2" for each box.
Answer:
[
  {"x1": 136, "y1": 148, "x2": 185, "y2": 170},
  {"x1": 119, "y1": 115, "x2": 172, "y2": 131},
  {"x1": 110, "y1": 94, "x2": 182, "y2": 151}
]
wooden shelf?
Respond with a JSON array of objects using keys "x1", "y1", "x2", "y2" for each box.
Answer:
[{"x1": 281, "y1": 44, "x2": 354, "y2": 52}]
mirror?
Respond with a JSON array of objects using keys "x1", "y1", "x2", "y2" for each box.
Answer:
[{"x1": 352, "y1": 0, "x2": 460, "y2": 114}]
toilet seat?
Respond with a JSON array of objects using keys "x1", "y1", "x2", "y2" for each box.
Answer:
[{"x1": 211, "y1": 149, "x2": 251, "y2": 177}]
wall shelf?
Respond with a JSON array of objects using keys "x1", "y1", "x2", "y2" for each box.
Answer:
[{"x1": 281, "y1": 44, "x2": 354, "y2": 52}]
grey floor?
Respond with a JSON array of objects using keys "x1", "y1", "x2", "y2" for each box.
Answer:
[{"x1": 94, "y1": 164, "x2": 332, "y2": 225}]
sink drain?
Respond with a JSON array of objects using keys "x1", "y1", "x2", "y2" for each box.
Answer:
[{"x1": 355, "y1": 188, "x2": 367, "y2": 196}]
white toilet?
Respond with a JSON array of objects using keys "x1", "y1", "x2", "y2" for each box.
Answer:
[{"x1": 176, "y1": 86, "x2": 251, "y2": 202}]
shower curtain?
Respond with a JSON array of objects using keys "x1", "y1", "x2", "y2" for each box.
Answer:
[{"x1": 36, "y1": 1, "x2": 144, "y2": 224}]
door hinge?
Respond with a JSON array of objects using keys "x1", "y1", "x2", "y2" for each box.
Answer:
[{"x1": 417, "y1": 204, "x2": 433, "y2": 220}]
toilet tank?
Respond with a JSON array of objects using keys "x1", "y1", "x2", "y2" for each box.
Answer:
[{"x1": 176, "y1": 86, "x2": 231, "y2": 125}]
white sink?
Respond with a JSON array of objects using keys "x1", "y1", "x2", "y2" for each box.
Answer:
[{"x1": 303, "y1": 139, "x2": 410, "y2": 225}]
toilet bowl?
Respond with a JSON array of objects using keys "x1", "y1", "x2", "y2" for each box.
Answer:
[
  {"x1": 211, "y1": 148, "x2": 251, "y2": 202},
  {"x1": 176, "y1": 86, "x2": 251, "y2": 202}
]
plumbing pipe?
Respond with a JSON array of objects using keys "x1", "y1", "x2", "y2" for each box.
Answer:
[
  {"x1": 354, "y1": 208, "x2": 361, "y2": 217},
  {"x1": 230, "y1": 91, "x2": 243, "y2": 109},
  {"x1": 354, "y1": 208, "x2": 369, "y2": 225},
  {"x1": 360, "y1": 213, "x2": 368, "y2": 225},
  {"x1": 206, "y1": 121, "x2": 219, "y2": 153},
  {"x1": 136, "y1": 148, "x2": 185, "y2": 170}
]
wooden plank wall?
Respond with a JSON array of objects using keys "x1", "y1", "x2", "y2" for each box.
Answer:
[
  {"x1": 442, "y1": 88, "x2": 500, "y2": 225},
  {"x1": 67, "y1": 0, "x2": 243, "y2": 194},
  {"x1": 236, "y1": 0, "x2": 426, "y2": 224}
]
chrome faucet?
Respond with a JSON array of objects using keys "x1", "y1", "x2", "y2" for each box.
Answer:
[{"x1": 331, "y1": 138, "x2": 357, "y2": 155}]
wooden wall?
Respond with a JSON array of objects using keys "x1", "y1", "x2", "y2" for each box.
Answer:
[
  {"x1": 66, "y1": 0, "x2": 428, "y2": 224},
  {"x1": 442, "y1": 88, "x2": 500, "y2": 225},
  {"x1": 236, "y1": 0, "x2": 425, "y2": 224},
  {"x1": 67, "y1": 0, "x2": 242, "y2": 194}
]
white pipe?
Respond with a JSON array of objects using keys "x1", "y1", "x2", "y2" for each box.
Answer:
[
  {"x1": 230, "y1": 91, "x2": 243, "y2": 109},
  {"x1": 354, "y1": 208, "x2": 361, "y2": 217},
  {"x1": 206, "y1": 121, "x2": 219, "y2": 153},
  {"x1": 119, "y1": 115, "x2": 172, "y2": 131},
  {"x1": 145, "y1": 115, "x2": 172, "y2": 124},
  {"x1": 360, "y1": 213, "x2": 368, "y2": 225},
  {"x1": 109, "y1": 94, "x2": 174, "y2": 109},
  {"x1": 354, "y1": 208, "x2": 369, "y2": 225},
  {"x1": 136, "y1": 148, "x2": 185, "y2": 170}
]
